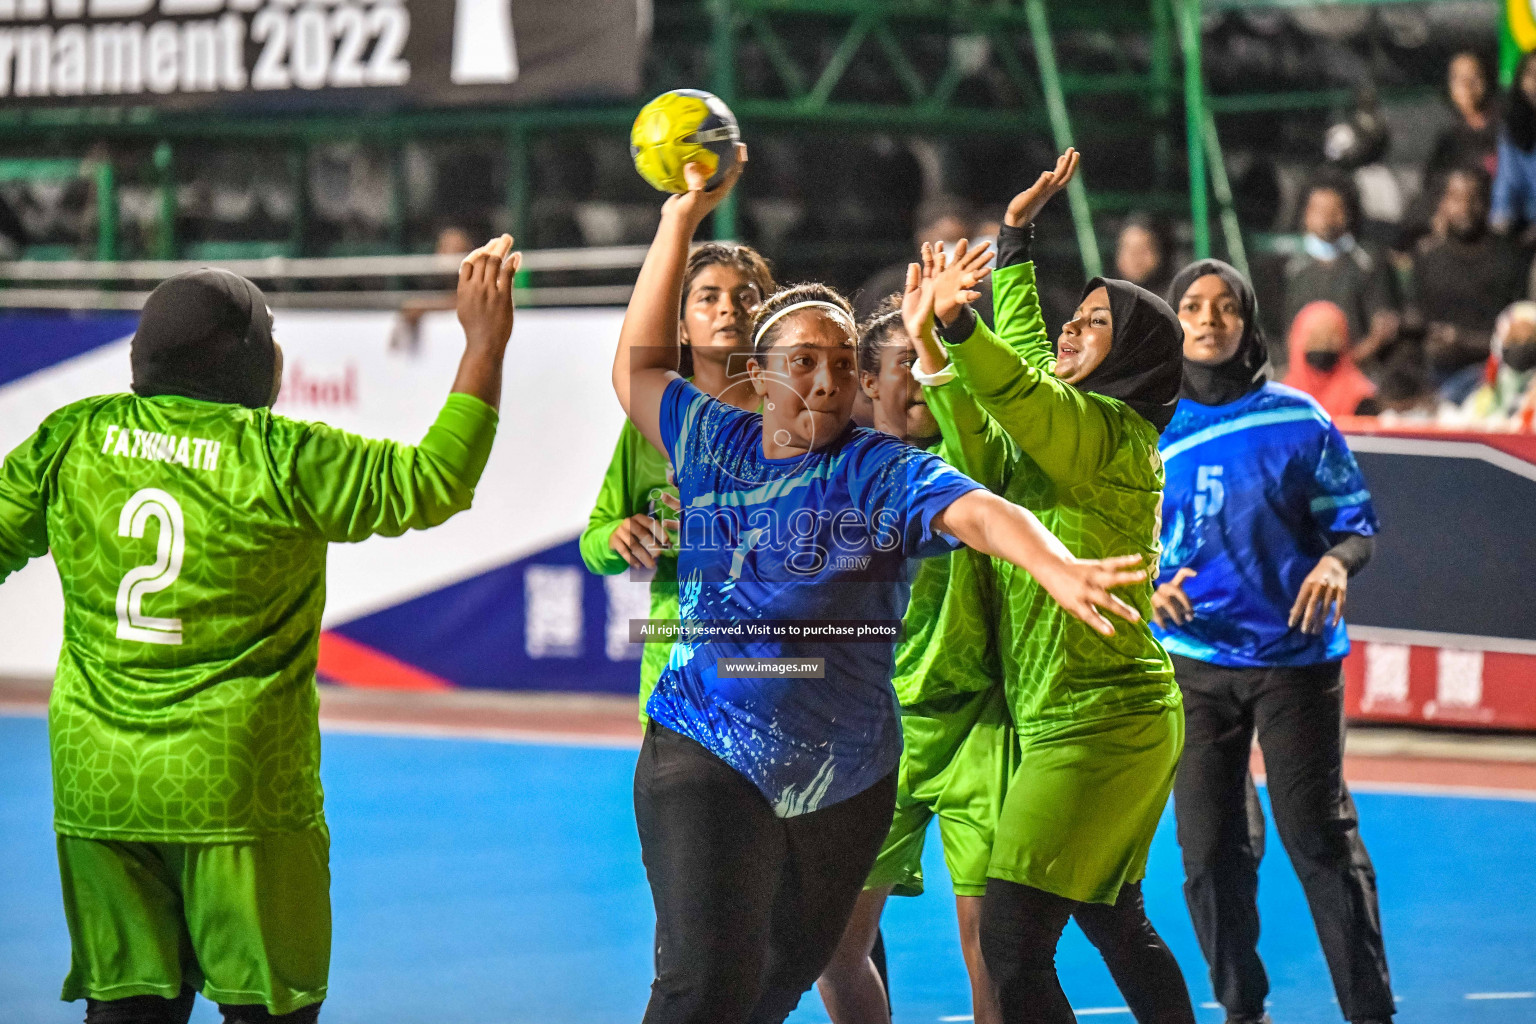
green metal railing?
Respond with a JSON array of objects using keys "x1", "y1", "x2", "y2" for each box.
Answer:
[
  {"x1": 0, "y1": 0, "x2": 1186, "y2": 268},
  {"x1": 0, "y1": 159, "x2": 117, "y2": 261},
  {"x1": 1024, "y1": 0, "x2": 1102, "y2": 278},
  {"x1": 0, "y1": 0, "x2": 1489, "y2": 279}
]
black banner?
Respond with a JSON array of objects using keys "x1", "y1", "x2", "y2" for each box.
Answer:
[
  {"x1": 0, "y1": 0, "x2": 642, "y2": 111},
  {"x1": 1347, "y1": 442, "x2": 1536, "y2": 643}
]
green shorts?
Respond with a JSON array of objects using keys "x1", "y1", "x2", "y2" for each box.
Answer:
[
  {"x1": 866, "y1": 685, "x2": 1019, "y2": 898},
  {"x1": 988, "y1": 705, "x2": 1183, "y2": 905},
  {"x1": 56, "y1": 825, "x2": 331, "y2": 1015}
]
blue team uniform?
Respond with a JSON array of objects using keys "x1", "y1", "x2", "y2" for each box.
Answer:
[
  {"x1": 1153, "y1": 382, "x2": 1379, "y2": 668},
  {"x1": 648, "y1": 378, "x2": 983, "y2": 816}
]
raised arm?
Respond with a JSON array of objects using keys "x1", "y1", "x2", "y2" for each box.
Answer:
[
  {"x1": 932, "y1": 488, "x2": 1144, "y2": 636},
  {"x1": 992, "y1": 261, "x2": 1054, "y2": 373},
  {"x1": 993, "y1": 148, "x2": 1079, "y2": 371},
  {"x1": 943, "y1": 312, "x2": 1117, "y2": 489},
  {"x1": 290, "y1": 234, "x2": 518, "y2": 541},
  {"x1": 922, "y1": 150, "x2": 1116, "y2": 487},
  {"x1": 613, "y1": 146, "x2": 746, "y2": 453},
  {"x1": 451, "y1": 234, "x2": 520, "y2": 409},
  {"x1": 901, "y1": 253, "x2": 1014, "y2": 491}
]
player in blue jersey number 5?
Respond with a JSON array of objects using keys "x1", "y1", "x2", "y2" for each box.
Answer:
[{"x1": 1152, "y1": 259, "x2": 1394, "y2": 1024}]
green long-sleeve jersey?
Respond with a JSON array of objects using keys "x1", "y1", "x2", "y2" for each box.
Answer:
[
  {"x1": 579, "y1": 418, "x2": 678, "y2": 716},
  {"x1": 892, "y1": 384, "x2": 1009, "y2": 707},
  {"x1": 0, "y1": 391, "x2": 498, "y2": 842},
  {"x1": 945, "y1": 261, "x2": 1179, "y2": 733}
]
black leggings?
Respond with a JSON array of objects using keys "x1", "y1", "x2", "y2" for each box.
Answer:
[
  {"x1": 84, "y1": 990, "x2": 320, "y2": 1024},
  {"x1": 634, "y1": 722, "x2": 897, "y2": 1024},
  {"x1": 980, "y1": 878, "x2": 1195, "y2": 1024}
]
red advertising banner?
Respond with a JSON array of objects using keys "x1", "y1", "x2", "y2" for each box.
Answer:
[{"x1": 1345, "y1": 640, "x2": 1536, "y2": 730}]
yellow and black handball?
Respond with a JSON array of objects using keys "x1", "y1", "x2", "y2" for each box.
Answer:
[{"x1": 630, "y1": 89, "x2": 741, "y2": 194}]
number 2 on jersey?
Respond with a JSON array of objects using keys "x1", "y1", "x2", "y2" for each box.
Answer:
[{"x1": 115, "y1": 488, "x2": 186, "y2": 646}]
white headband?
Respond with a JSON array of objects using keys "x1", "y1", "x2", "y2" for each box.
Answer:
[{"x1": 752, "y1": 300, "x2": 857, "y2": 348}]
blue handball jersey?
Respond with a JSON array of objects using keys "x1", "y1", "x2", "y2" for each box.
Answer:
[
  {"x1": 649, "y1": 378, "x2": 982, "y2": 816},
  {"x1": 1153, "y1": 383, "x2": 1379, "y2": 668}
]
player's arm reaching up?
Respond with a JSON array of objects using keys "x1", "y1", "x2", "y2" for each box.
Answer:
[
  {"x1": 905, "y1": 249, "x2": 1146, "y2": 636},
  {"x1": 902, "y1": 249, "x2": 1017, "y2": 493},
  {"x1": 451, "y1": 234, "x2": 521, "y2": 409},
  {"x1": 287, "y1": 234, "x2": 522, "y2": 542},
  {"x1": 612, "y1": 145, "x2": 747, "y2": 452}
]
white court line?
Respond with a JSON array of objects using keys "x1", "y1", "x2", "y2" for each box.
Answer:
[
  {"x1": 939, "y1": 1016, "x2": 974, "y2": 1022},
  {"x1": 1073, "y1": 1010, "x2": 1131, "y2": 1017},
  {"x1": 1466, "y1": 992, "x2": 1536, "y2": 1000},
  {"x1": 1347, "y1": 780, "x2": 1536, "y2": 803}
]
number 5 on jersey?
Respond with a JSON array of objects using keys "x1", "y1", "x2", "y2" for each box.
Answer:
[
  {"x1": 116, "y1": 488, "x2": 186, "y2": 646},
  {"x1": 1194, "y1": 465, "x2": 1225, "y2": 518}
]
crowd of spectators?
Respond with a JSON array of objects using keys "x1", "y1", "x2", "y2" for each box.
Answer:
[{"x1": 1177, "y1": 47, "x2": 1536, "y2": 431}]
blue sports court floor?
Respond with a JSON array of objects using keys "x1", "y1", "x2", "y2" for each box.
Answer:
[{"x1": 2, "y1": 711, "x2": 1534, "y2": 1024}]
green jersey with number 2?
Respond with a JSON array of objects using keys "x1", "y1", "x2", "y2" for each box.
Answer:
[{"x1": 0, "y1": 391, "x2": 497, "y2": 843}]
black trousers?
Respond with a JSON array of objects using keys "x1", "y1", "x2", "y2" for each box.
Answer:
[
  {"x1": 634, "y1": 722, "x2": 897, "y2": 1024},
  {"x1": 1171, "y1": 655, "x2": 1394, "y2": 1023}
]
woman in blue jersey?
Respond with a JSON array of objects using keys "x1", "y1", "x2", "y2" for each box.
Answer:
[
  {"x1": 1152, "y1": 259, "x2": 1394, "y2": 1024},
  {"x1": 612, "y1": 147, "x2": 1149, "y2": 1024}
]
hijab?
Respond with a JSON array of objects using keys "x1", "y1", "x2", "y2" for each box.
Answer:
[
  {"x1": 1281, "y1": 300, "x2": 1376, "y2": 418},
  {"x1": 131, "y1": 269, "x2": 277, "y2": 409},
  {"x1": 1074, "y1": 277, "x2": 1184, "y2": 433},
  {"x1": 1168, "y1": 259, "x2": 1271, "y2": 407}
]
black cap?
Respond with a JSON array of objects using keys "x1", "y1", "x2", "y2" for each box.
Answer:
[{"x1": 131, "y1": 268, "x2": 276, "y2": 409}]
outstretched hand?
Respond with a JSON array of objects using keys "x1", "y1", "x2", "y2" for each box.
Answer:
[
  {"x1": 900, "y1": 258, "x2": 946, "y2": 376},
  {"x1": 924, "y1": 239, "x2": 992, "y2": 327},
  {"x1": 453, "y1": 233, "x2": 521, "y2": 409},
  {"x1": 664, "y1": 143, "x2": 748, "y2": 227},
  {"x1": 457, "y1": 233, "x2": 520, "y2": 354},
  {"x1": 1039, "y1": 553, "x2": 1147, "y2": 638},
  {"x1": 1004, "y1": 148, "x2": 1080, "y2": 229}
]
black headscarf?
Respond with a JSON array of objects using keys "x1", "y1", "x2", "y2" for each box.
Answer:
[
  {"x1": 1166, "y1": 259, "x2": 1270, "y2": 408},
  {"x1": 131, "y1": 269, "x2": 276, "y2": 409},
  {"x1": 1074, "y1": 277, "x2": 1184, "y2": 433}
]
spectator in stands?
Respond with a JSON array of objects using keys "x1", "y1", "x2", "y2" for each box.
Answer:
[
  {"x1": 1283, "y1": 300, "x2": 1377, "y2": 417},
  {"x1": 1363, "y1": 360, "x2": 1438, "y2": 420},
  {"x1": 1283, "y1": 177, "x2": 1398, "y2": 372},
  {"x1": 1412, "y1": 167, "x2": 1522, "y2": 386},
  {"x1": 1114, "y1": 214, "x2": 1177, "y2": 300},
  {"x1": 1399, "y1": 52, "x2": 1502, "y2": 255},
  {"x1": 1491, "y1": 51, "x2": 1536, "y2": 240},
  {"x1": 1429, "y1": 52, "x2": 1500, "y2": 183},
  {"x1": 854, "y1": 195, "x2": 973, "y2": 323},
  {"x1": 390, "y1": 226, "x2": 477, "y2": 353},
  {"x1": 1455, "y1": 300, "x2": 1536, "y2": 427}
]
